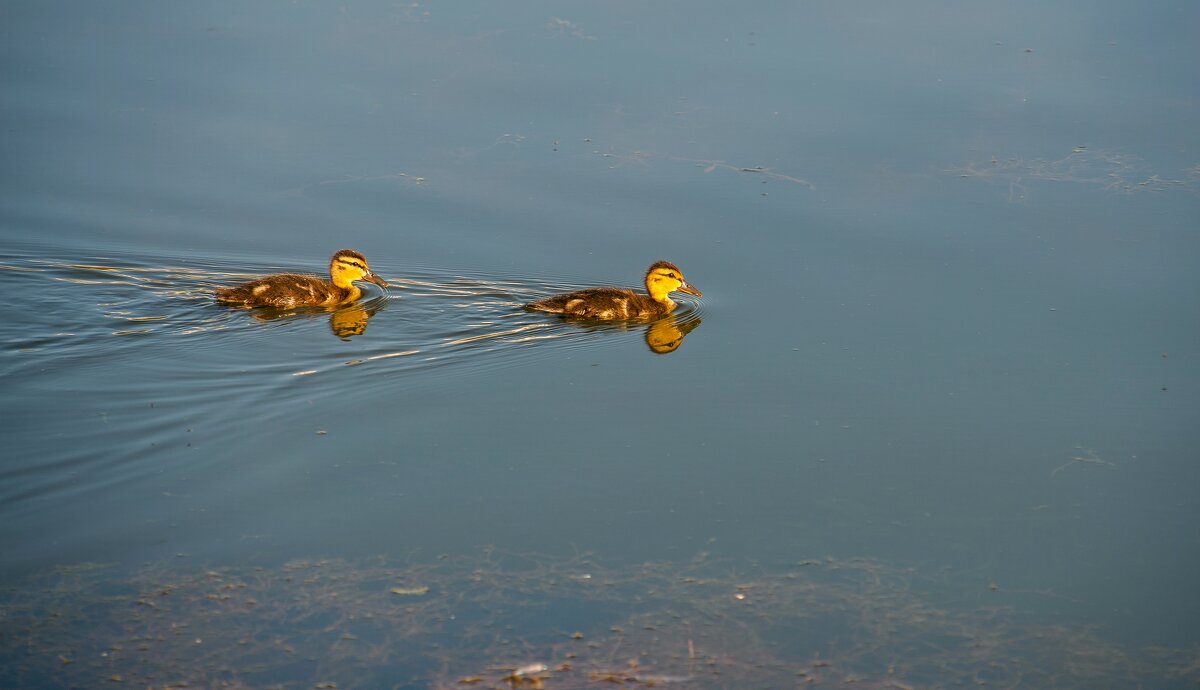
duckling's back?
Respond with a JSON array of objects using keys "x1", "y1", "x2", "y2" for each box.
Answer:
[
  {"x1": 524, "y1": 287, "x2": 665, "y2": 319},
  {"x1": 215, "y1": 273, "x2": 350, "y2": 309}
]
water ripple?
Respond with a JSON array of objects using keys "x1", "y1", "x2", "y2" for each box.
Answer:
[
  {"x1": 2, "y1": 251, "x2": 706, "y2": 376},
  {"x1": 0, "y1": 248, "x2": 705, "y2": 507}
]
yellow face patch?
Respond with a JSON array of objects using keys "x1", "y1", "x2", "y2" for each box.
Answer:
[
  {"x1": 330, "y1": 254, "x2": 387, "y2": 289},
  {"x1": 330, "y1": 258, "x2": 369, "y2": 288},
  {"x1": 646, "y1": 270, "x2": 682, "y2": 301},
  {"x1": 645, "y1": 265, "x2": 700, "y2": 301}
]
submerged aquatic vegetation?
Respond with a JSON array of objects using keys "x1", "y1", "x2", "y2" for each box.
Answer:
[{"x1": 1, "y1": 550, "x2": 1196, "y2": 689}]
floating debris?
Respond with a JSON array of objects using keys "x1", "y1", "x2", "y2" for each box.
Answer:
[{"x1": 390, "y1": 586, "x2": 429, "y2": 596}]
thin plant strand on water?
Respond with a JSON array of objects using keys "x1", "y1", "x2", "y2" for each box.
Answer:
[
  {"x1": 1051, "y1": 447, "x2": 1117, "y2": 478},
  {"x1": 592, "y1": 147, "x2": 815, "y2": 188},
  {"x1": 1, "y1": 549, "x2": 1197, "y2": 689}
]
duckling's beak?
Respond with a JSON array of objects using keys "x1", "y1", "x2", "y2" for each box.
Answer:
[
  {"x1": 361, "y1": 271, "x2": 389, "y2": 288},
  {"x1": 677, "y1": 280, "x2": 702, "y2": 298}
]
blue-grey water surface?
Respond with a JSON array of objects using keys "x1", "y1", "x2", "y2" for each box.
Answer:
[{"x1": 2, "y1": 2, "x2": 1198, "y2": 686}]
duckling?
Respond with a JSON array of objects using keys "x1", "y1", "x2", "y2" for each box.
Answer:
[
  {"x1": 524, "y1": 261, "x2": 701, "y2": 319},
  {"x1": 214, "y1": 249, "x2": 388, "y2": 308}
]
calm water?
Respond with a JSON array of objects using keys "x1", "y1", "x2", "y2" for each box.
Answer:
[{"x1": 2, "y1": 2, "x2": 1199, "y2": 686}]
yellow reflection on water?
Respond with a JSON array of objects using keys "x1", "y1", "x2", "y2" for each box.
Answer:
[
  {"x1": 644, "y1": 314, "x2": 702, "y2": 354},
  {"x1": 235, "y1": 300, "x2": 384, "y2": 340}
]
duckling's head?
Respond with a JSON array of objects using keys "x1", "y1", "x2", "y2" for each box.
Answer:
[
  {"x1": 644, "y1": 260, "x2": 701, "y2": 303},
  {"x1": 328, "y1": 249, "x2": 388, "y2": 290}
]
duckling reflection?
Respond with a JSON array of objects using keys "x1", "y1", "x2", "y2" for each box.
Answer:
[
  {"x1": 238, "y1": 299, "x2": 384, "y2": 340},
  {"x1": 327, "y1": 301, "x2": 377, "y2": 339},
  {"x1": 545, "y1": 312, "x2": 702, "y2": 354},
  {"x1": 644, "y1": 313, "x2": 702, "y2": 354}
]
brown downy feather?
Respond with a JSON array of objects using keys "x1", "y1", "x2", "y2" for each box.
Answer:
[
  {"x1": 525, "y1": 287, "x2": 667, "y2": 319},
  {"x1": 214, "y1": 273, "x2": 355, "y2": 308}
]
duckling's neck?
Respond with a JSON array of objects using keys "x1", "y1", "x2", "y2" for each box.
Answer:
[
  {"x1": 646, "y1": 282, "x2": 675, "y2": 307},
  {"x1": 328, "y1": 271, "x2": 362, "y2": 302},
  {"x1": 331, "y1": 274, "x2": 357, "y2": 290},
  {"x1": 650, "y1": 295, "x2": 676, "y2": 311}
]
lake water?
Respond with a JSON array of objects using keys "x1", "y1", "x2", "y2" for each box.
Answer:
[{"x1": 2, "y1": 2, "x2": 1198, "y2": 687}]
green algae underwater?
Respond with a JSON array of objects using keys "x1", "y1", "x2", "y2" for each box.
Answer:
[{"x1": 3, "y1": 550, "x2": 1196, "y2": 689}]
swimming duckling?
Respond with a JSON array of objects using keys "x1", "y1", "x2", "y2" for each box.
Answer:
[
  {"x1": 524, "y1": 261, "x2": 701, "y2": 319},
  {"x1": 214, "y1": 249, "x2": 388, "y2": 308}
]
